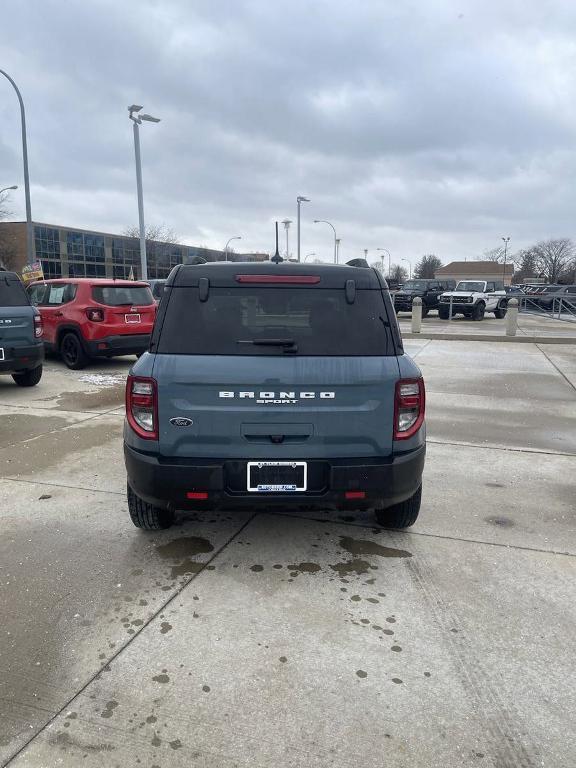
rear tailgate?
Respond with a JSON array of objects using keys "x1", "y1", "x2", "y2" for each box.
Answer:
[{"x1": 91, "y1": 284, "x2": 156, "y2": 332}]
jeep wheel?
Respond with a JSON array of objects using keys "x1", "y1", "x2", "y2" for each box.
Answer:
[
  {"x1": 472, "y1": 302, "x2": 485, "y2": 321},
  {"x1": 12, "y1": 365, "x2": 43, "y2": 387},
  {"x1": 374, "y1": 485, "x2": 422, "y2": 529},
  {"x1": 421, "y1": 305, "x2": 429, "y2": 318},
  {"x1": 60, "y1": 332, "x2": 88, "y2": 370},
  {"x1": 494, "y1": 307, "x2": 507, "y2": 319},
  {"x1": 127, "y1": 484, "x2": 174, "y2": 530},
  {"x1": 438, "y1": 306, "x2": 449, "y2": 320}
]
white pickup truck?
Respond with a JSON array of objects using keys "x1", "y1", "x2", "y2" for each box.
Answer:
[{"x1": 438, "y1": 280, "x2": 508, "y2": 320}]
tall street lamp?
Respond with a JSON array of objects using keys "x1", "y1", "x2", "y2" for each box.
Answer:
[
  {"x1": 401, "y1": 258, "x2": 412, "y2": 279},
  {"x1": 296, "y1": 196, "x2": 310, "y2": 262},
  {"x1": 377, "y1": 247, "x2": 391, "y2": 278},
  {"x1": 128, "y1": 104, "x2": 161, "y2": 281},
  {"x1": 335, "y1": 238, "x2": 341, "y2": 263},
  {"x1": 313, "y1": 219, "x2": 337, "y2": 263},
  {"x1": 0, "y1": 70, "x2": 33, "y2": 266},
  {"x1": 282, "y1": 219, "x2": 292, "y2": 260},
  {"x1": 502, "y1": 236, "x2": 510, "y2": 285},
  {"x1": 0, "y1": 185, "x2": 18, "y2": 196},
  {"x1": 224, "y1": 236, "x2": 242, "y2": 261},
  {"x1": 364, "y1": 249, "x2": 368, "y2": 260}
]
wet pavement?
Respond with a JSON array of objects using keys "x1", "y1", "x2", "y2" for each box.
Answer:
[{"x1": 0, "y1": 343, "x2": 575, "y2": 767}]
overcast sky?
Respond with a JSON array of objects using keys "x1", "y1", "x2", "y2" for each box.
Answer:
[{"x1": 2, "y1": 0, "x2": 576, "y2": 268}]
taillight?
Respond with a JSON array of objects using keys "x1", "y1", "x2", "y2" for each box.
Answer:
[
  {"x1": 34, "y1": 314, "x2": 43, "y2": 338},
  {"x1": 394, "y1": 378, "x2": 425, "y2": 440},
  {"x1": 126, "y1": 376, "x2": 158, "y2": 440},
  {"x1": 86, "y1": 308, "x2": 104, "y2": 322},
  {"x1": 235, "y1": 275, "x2": 321, "y2": 284}
]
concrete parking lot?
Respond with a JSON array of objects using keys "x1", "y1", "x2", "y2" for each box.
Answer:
[{"x1": 1, "y1": 341, "x2": 575, "y2": 767}]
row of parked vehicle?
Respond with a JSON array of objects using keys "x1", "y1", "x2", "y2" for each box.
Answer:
[{"x1": 0, "y1": 272, "x2": 159, "y2": 386}]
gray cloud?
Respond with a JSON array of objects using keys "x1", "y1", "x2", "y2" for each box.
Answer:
[{"x1": 2, "y1": 0, "x2": 576, "y2": 266}]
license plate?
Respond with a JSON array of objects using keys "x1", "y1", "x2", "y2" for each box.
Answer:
[
  {"x1": 247, "y1": 461, "x2": 307, "y2": 492},
  {"x1": 125, "y1": 313, "x2": 141, "y2": 324},
  {"x1": 0, "y1": 348, "x2": 4, "y2": 361}
]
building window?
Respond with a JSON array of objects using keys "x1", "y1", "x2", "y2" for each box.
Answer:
[
  {"x1": 66, "y1": 231, "x2": 105, "y2": 277},
  {"x1": 34, "y1": 225, "x2": 62, "y2": 278}
]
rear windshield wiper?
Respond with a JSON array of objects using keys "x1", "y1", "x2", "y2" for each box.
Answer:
[{"x1": 238, "y1": 339, "x2": 298, "y2": 353}]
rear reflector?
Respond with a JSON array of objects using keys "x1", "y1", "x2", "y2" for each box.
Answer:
[
  {"x1": 186, "y1": 492, "x2": 209, "y2": 500},
  {"x1": 345, "y1": 491, "x2": 366, "y2": 500},
  {"x1": 235, "y1": 275, "x2": 321, "y2": 284}
]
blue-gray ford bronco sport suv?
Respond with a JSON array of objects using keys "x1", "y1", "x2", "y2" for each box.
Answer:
[{"x1": 124, "y1": 260, "x2": 425, "y2": 529}]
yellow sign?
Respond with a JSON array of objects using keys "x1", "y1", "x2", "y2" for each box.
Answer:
[{"x1": 22, "y1": 261, "x2": 44, "y2": 284}]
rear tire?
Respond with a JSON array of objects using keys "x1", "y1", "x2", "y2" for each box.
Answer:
[
  {"x1": 127, "y1": 484, "x2": 174, "y2": 530},
  {"x1": 374, "y1": 485, "x2": 422, "y2": 529},
  {"x1": 472, "y1": 302, "x2": 485, "y2": 321},
  {"x1": 60, "y1": 332, "x2": 88, "y2": 370},
  {"x1": 494, "y1": 307, "x2": 507, "y2": 319},
  {"x1": 438, "y1": 306, "x2": 449, "y2": 320},
  {"x1": 12, "y1": 365, "x2": 43, "y2": 387},
  {"x1": 421, "y1": 305, "x2": 429, "y2": 318}
]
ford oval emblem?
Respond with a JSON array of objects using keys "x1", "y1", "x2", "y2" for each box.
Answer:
[{"x1": 170, "y1": 417, "x2": 194, "y2": 427}]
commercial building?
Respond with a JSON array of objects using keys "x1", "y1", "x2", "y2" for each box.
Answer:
[
  {"x1": 435, "y1": 261, "x2": 514, "y2": 286},
  {"x1": 0, "y1": 221, "x2": 268, "y2": 278}
]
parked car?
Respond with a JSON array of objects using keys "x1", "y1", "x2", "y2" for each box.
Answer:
[
  {"x1": 438, "y1": 280, "x2": 508, "y2": 320},
  {"x1": 0, "y1": 271, "x2": 44, "y2": 386},
  {"x1": 28, "y1": 278, "x2": 156, "y2": 370},
  {"x1": 124, "y1": 260, "x2": 426, "y2": 530},
  {"x1": 535, "y1": 285, "x2": 576, "y2": 310},
  {"x1": 394, "y1": 279, "x2": 455, "y2": 316},
  {"x1": 147, "y1": 279, "x2": 167, "y2": 303}
]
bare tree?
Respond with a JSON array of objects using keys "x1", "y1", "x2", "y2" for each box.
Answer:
[
  {"x1": 414, "y1": 254, "x2": 442, "y2": 278},
  {"x1": 0, "y1": 192, "x2": 19, "y2": 270},
  {"x1": 481, "y1": 247, "x2": 505, "y2": 263},
  {"x1": 531, "y1": 238, "x2": 576, "y2": 283},
  {"x1": 389, "y1": 264, "x2": 408, "y2": 283},
  {"x1": 512, "y1": 249, "x2": 539, "y2": 283},
  {"x1": 123, "y1": 224, "x2": 179, "y2": 246}
]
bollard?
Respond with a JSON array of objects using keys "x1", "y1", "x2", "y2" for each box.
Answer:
[
  {"x1": 412, "y1": 296, "x2": 422, "y2": 333},
  {"x1": 506, "y1": 298, "x2": 518, "y2": 336}
]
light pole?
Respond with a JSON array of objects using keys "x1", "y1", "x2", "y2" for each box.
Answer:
[
  {"x1": 304, "y1": 252, "x2": 316, "y2": 262},
  {"x1": 224, "y1": 236, "x2": 242, "y2": 261},
  {"x1": 402, "y1": 258, "x2": 412, "y2": 279},
  {"x1": 501, "y1": 236, "x2": 510, "y2": 285},
  {"x1": 364, "y1": 249, "x2": 368, "y2": 260},
  {"x1": 0, "y1": 71, "x2": 33, "y2": 266},
  {"x1": 313, "y1": 219, "x2": 337, "y2": 263},
  {"x1": 377, "y1": 248, "x2": 391, "y2": 278},
  {"x1": 128, "y1": 105, "x2": 161, "y2": 281},
  {"x1": 0, "y1": 185, "x2": 18, "y2": 196},
  {"x1": 335, "y1": 238, "x2": 341, "y2": 263},
  {"x1": 282, "y1": 219, "x2": 292, "y2": 260},
  {"x1": 296, "y1": 196, "x2": 310, "y2": 262}
]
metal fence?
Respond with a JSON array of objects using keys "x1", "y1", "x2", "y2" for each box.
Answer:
[{"x1": 517, "y1": 295, "x2": 576, "y2": 322}]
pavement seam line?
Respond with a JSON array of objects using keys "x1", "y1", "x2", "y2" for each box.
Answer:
[
  {"x1": 2, "y1": 511, "x2": 260, "y2": 768},
  {"x1": 267, "y1": 511, "x2": 575, "y2": 558},
  {"x1": 0, "y1": 476, "x2": 124, "y2": 496},
  {"x1": 536, "y1": 343, "x2": 576, "y2": 394},
  {"x1": 406, "y1": 338, "x2": 433, "y2": 359},
  {"x1": 426, "y1": 437, "x2": 576, "y2": 457}
]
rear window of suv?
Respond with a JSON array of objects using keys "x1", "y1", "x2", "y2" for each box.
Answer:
[
  {"x1": 92, "y1": 285, "x2": 154, "y2": 306},
  {"x1": 0, "y1": 274, "x2": 29, "y2": 307},
  {"x1": 157, "y1": 287, "x2": 395, "y2": 356}
]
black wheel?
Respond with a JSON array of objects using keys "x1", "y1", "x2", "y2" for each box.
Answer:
[
  {"x1": 421, "y1": 305, "x2": 429, "y2": 318},
  {"x1": 60, "y1": 332, "x2": 88, "y2": 370},
  {"x1": 472, "y1": 302, "x2": 485, "y2": 321},
  {"x1": 127, "y1": 484, "x2": 174, "y2": 530},
  {"x1": 12, "y1": 365, "x2": 43, "y2": 387},
  {"x1": 493, "y1": 307, "x2": 507, "y2": 319},
  {"x1": 374, "y1": 485, "x2": 422, "y2": 529},
  {"x1": 438, "y1": 306, "x2": 449, "y2": 320}
]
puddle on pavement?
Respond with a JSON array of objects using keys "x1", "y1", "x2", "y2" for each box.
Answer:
[
  {"x1": 50, "y1": 387, "x2": 124, "y2": 412},
  {"x1": 156, "y1": 536, "x2": 215, "y2": 580},
  {"x1": 339, "y1": 536, "x2": 412, "y2": 559},
  {"x1": 0, "y1": 413, "x2": 71, "y2": 449}
]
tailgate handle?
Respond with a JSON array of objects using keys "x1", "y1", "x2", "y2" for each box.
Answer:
[
  {"x1": 241, "y1": 423, "x2": 313, "y2": 443},
  {"x1": 345, "y1": 279, "x2": 356, "y2": 304},
  {"x1": 198, "y1": 277, "x2": 210, "y2": 302}
]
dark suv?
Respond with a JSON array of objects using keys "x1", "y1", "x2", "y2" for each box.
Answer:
[
  {"x1": 124, "y1": 261, "x2": 426, "y2": 530},
  {"x1": 0, "y1": 271, "x2": 44, "y2": 387},
  {"x1": 29, "y1": 278, "x2": 156, "y2": 369},
  {"x1": 393, "y1": 279, "x2": 455, "y2": 316}
]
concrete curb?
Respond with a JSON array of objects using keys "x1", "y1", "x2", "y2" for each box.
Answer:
[{"x1": 402, "y1": 332, "x2": 576, "y2": 344}]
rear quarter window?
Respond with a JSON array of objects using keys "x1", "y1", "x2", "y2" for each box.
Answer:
[
  {"x1": 92, "y1": 285, "x2": 154, "y2": 306},
  {"x1": 0, "y1": 275, "x2": 30, "y2": 307},
  {"x1": 156, "y1": 286, "x2": 396, "y2": 356}
]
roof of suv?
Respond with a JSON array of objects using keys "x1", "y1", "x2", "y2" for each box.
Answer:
[
  {"x1": 29, "y1": 278, "x2": 149, "y2": 287},
  {"x1": 169, "y1": 261, "x2": 384, "y2": 290}
]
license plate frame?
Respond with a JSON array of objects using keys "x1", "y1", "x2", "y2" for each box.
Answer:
[
  {"x1": 247, "y1": 461, "x2": 307, "y2": 493},
  {"x1": 124, "y1": 313, "x2": 141, "y2": 324}
]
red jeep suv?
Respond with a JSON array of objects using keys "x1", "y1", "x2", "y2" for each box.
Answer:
[{"x1": 28, "y1": 278, "x2": 156, "y2": 369}]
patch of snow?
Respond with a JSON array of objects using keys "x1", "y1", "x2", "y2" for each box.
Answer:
[{"x1": 78, "y1": 374, "x2": 125, "y2": 387}]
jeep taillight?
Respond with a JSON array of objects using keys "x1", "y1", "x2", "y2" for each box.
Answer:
[
  {"x1": 394, "y1": 378, "x2": 425, "y2": 440},
  {"x1": 34, "y1": 313, "x2": 43, "y2": 338},
  {"x1": 126, "y1": 376, "x2": 158, "y2": 440},
  {"x1": 86, "y1": 308, "x2": 104, "y2": 322}
]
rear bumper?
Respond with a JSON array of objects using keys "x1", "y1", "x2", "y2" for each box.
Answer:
[
  {"x1": 124, "y1": 443, "x2": 426, "y2": 512},
  {"x1": 86, "y1": 334, "x2": 150, "y2": 357},
  {"x1": 0, "y1": 342, "x2": 44, "y2": 374}
]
